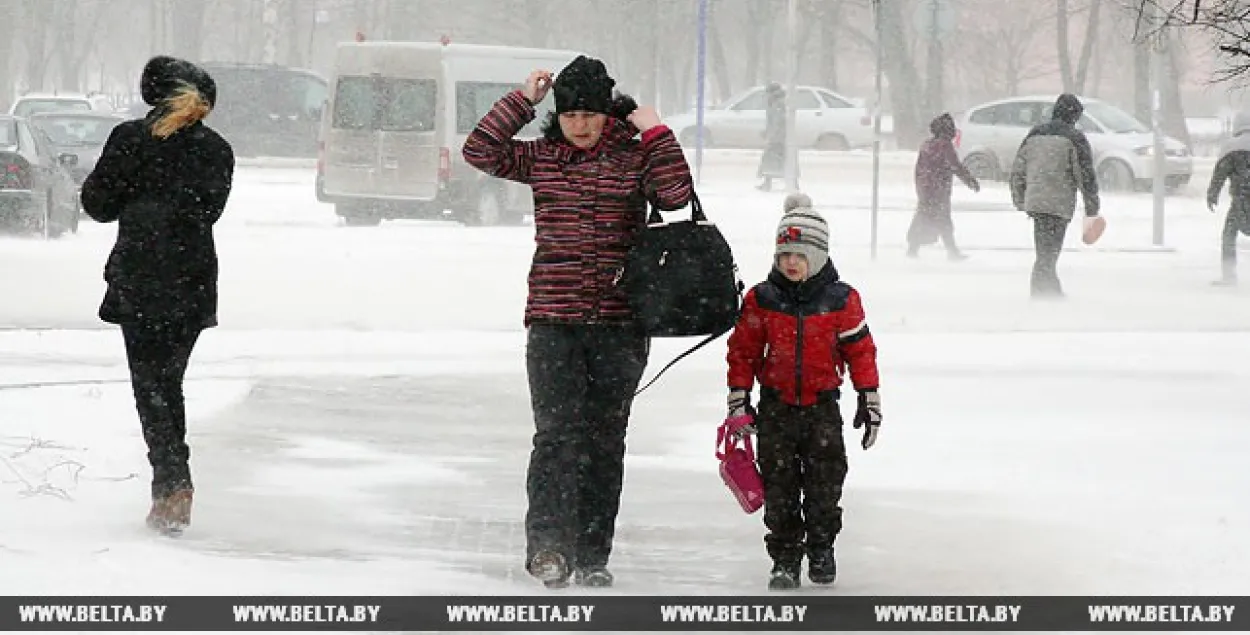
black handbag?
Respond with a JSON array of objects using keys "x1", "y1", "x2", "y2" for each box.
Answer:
[{"x1": 618, "y1": 192, "x2": 743, "y2": 394}]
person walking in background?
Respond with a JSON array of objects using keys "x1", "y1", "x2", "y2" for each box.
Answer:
[
  {"x1": 1009, "y1": 93, "x2": 1101, "y2": 299},
  {"x1": 724, "y1": 193, "x2": 881, "y2": 590},
  {"x1": 907, "y1": 113, "x2": 980, "y2": 260},
  {"x1": 1205, "y1": 111, "x2": 1250, "y2": 287},
  {"x1": 756, "y1": 83, "x2": 787, "y2": 192},
  {"x1": 80, "y1": 56, "x2": 235, "y2": 536},
  {"x1": 462, "y1": 55, "x2": 693, "y2": 589}
]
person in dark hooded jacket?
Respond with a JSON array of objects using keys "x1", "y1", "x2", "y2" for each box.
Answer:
[
  {"x1": 1205, "y1": 110, "x2": 1250, "y2": 286},
  {"x1": 1009, "y1": 93, "x2": 1101, "y2": 298},
  {"x1": 907, "y1": 113, "x2": 980, "y2": 259},
  {"x1": 80, "y1": 55, "x2": 235, "y2": 535}
]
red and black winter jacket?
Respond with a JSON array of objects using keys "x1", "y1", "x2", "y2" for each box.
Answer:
[
  {"x1": 727, "y1": 264, "x2": 879, "y2": 407},
  {"x1": 462, "y1": 90, "x2": 694, "y2": 326}
]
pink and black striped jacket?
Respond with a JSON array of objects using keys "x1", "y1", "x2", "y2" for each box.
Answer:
[{"x1": 463, "y1": 90, "x2": 694, "y2": 326}]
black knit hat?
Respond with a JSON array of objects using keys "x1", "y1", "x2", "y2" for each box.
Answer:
[
  {"x1": 553, "y1": 55, "x2": 615, "y2": 115},
  {"x1": 140, "y1": 55, "x2": 217, "y2": 108}
]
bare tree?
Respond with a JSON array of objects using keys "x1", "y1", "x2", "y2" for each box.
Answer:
[
  {"x1": 21, "y1": 0, "x2": 54, "y2": 92},
  {"x1": 875, "y1": 0, "x2": 925, "y2": 147},
  {"x1": 744, "y1": 0, "x2": 778, "y2": 86},
  {"x1": 0, "y1": 0, "x2": 17, "y2": 108},
  {"x1": 1057, "y1": 0, "x2": 1102, "y2": 94},
  {"x1": 950, "y1": 0, "x2": 1054, "y2": 105},
  {"x1": 816, "y1": 0, "x2": 845, "y2": 91},
  {"x1": 1135, "y1": 0, "x2": 1250, "y2": 82},
  {"x1": 707, "y1": 0, "x2": 734, "y2": 101}
]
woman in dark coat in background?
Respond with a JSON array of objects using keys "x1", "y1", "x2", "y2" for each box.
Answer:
[
  {"x1": 907, "y1": 113, "x2": 979, "y2": 259},
  {"x1": 757, "y1": 83, "x2": 787, "y2": 191},
  {"x1": 81, "y1": 55, "x2": 235, "y2": 535}
]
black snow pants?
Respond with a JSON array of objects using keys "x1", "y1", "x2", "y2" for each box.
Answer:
[
  {"x1": 524, "y1": 323, "x2": 650, "y2": 571},
  {"x1": 1221, "y1": 201, "x2": 1249, "y2": 272},
  {"x1": 755, "y1": 391, "x2": 849, "y2": 568},
  {"x1": 121, "y1": 321, "x2": 203, "y2": 499},
  {"x1": 1030, "y1": 212, "x2": 1071, "y2": 298}
]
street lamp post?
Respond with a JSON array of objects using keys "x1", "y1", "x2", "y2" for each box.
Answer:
[
  {"x1": 784, "y1": 0, "x2": 799, "y2": 193},
  {"x1": 871, "y1": 0, "x2": 883, "y2": 260}
]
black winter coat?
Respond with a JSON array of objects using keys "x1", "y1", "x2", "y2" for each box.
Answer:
[{"x1": 81, "y1": 112, "x2": 235, "y2": 328}]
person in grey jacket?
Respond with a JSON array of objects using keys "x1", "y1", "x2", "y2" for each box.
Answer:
[
  {"x1": 1009, "y1": 93, "x2": 1101, "y2": 298},
  {"x1": 1205, "y1": 110, "x2": 1250, "y2": 287}
]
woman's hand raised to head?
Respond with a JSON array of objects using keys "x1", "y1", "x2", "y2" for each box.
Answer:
[
  {"x1": 627, "y1": 106, "x2": 662, "y2": 133},
  {"x1": 523, "y1": 70, "x2": 553, "y2": 105}
]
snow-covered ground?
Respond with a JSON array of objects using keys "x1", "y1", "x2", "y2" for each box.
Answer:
[{"x1": 1, "y1": 150, "x2": 1247, "y2": 599}]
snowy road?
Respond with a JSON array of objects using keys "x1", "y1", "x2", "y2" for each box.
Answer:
[{"x1": 1, "y1": 152, "x2": 1248, "y2": 600}]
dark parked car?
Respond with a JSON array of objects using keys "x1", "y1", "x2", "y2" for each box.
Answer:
[
  {"x1": 0, "y1": 115, "x2": 81, "y2": 237},
  {"x1": 29, "y1": 112, "x2": 126, "y2": 186}
]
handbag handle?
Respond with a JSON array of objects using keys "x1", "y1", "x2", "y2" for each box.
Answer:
[
  {"x1": 647, "y1": 191, "x2": 707, "y2": 225},
  {"x1": 716, "y1": 422, "x2": 756, "y2": 462}
]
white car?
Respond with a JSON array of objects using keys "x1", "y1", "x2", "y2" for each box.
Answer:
[
  {"x1": 955, "y1": 95, "x2": 1192, "y2": 192},
  {"x1": 10, "y1": 93, "x2": 114, "y2": 118},
  {"x1": 663, "y1": 84, "x2": 874, "y2": 151}
]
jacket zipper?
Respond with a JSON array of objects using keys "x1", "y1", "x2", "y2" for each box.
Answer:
[{"x1": 794, "y1": 307, "x2": 805, "y2": 404}]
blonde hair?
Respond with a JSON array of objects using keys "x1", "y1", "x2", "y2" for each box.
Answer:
[{"x1": 151, "y1": 82, "x2": 211, "y2": 139}]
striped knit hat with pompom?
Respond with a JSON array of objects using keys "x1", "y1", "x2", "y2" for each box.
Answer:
[{"x1": 774, "y1": 193, "x2": 829, "y2": 275}]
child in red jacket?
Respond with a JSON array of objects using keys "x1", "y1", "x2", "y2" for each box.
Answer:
[{"x1": 725, "y1": 193, "x2": 881, "y2": 591}]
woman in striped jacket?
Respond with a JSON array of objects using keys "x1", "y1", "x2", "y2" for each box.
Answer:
[{"x1": 463, "y1": 55, "x2": 693, "y2": 589}]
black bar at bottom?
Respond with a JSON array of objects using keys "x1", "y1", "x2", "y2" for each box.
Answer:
[{"x1": 3, "y1": 596, "x2": 1247, "y2": 631}]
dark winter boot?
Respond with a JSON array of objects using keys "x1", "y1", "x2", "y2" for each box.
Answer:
[
  {"x1": 146, "y1": 488, "x2": 192, "y2": 536},
  {"x1": 808, "y1": 549, "x2": 837, "y2": 585},
  {"x1": 767, "y1": 563, "x2": 801, "y2": 591},
  {"x1": 573, "y1": 566, "x2": 614, "y2": 588},
  {"x1": 528, "y1": 550, "x2": 571, "y2": 589}
]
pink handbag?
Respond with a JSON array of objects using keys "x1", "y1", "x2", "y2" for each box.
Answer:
[{"x1": 717, "y1": 416, "x2": 765, "y2": 514}]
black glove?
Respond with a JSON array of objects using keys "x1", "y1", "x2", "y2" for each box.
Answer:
[{"x1": 852, "y1": 390, "x2": 881, "y2": 450}]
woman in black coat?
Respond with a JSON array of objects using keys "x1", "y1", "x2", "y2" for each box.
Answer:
[{"x1": 81, "y1": 56, "x2": 235, "y2": 535}]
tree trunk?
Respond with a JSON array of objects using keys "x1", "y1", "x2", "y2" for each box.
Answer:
[
  {"x1": 744, "y1": 0, "x2": 766, "y2": 86},
  {"x1": 22, "y1": 0, "x2": 53, "y2": 92},
  {"x1": 707, "y1": 0, "x2": 733, "y2": 101},
  {"x1": 795, "y1": 0, "x2": 817, "y2": 80},
  {"x1": 923, "y1": 23, "x2": 944, "y2": 118},
  {"x1": 1089, "y1": 10, "x2": 1113, "y2": 97},
  {"x1": 54, "y1": 0, "x2": 77, "y2": 90},
  {"x1": 760, "y1": 0, "x2": 776, "y2": 82},
  {"x1": 0, "y1": 0, "x2": 17, "y2": 109},
  {"x1": 878, "y1": 0, "x2": 924, "y2": 147},
  {"x1": 1160, "y1": 31, "x2": 1190, "y2": 146},
  {"x1": 819, "y1": 0, "x2": 841, "y2": 90},
  {"x1": 1073, "y1": 0, "x2": 1100, "y2": 93},
  {"x1": 1057, "y1": 0, "x2": 1073, "y2": 92},
  {"x1": 1133, "y1": 36, "x2": 1151, "y2": 124}
]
